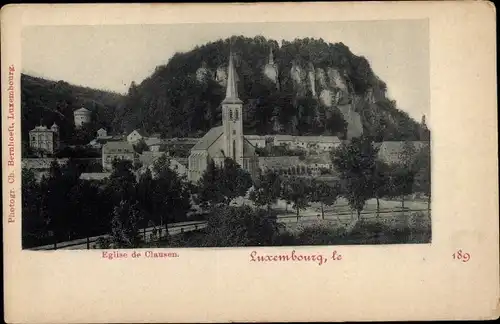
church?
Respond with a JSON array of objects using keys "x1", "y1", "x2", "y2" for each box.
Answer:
[{"x1": 188, "y1": 53, "x2": 259, "y2": 183}]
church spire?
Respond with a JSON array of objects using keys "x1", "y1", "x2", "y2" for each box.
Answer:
[
  {"x1": 268, "y1": 46, "x2": 274, "y2": 65},
  {"x1": 223, "y1": 51, "x2": 242, "y2": 104}
]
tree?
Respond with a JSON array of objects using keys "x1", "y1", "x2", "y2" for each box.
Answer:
[
  {"x1": 249, "y1": 170, "x2": 282, "y2": 213},
  {"x1": 413, "y1": 143, "x2": 431, "y2": 217},
  {"x1": 136, "y1": 167, "x2": 154, "y2": 235},
  {"x1": 106, "y1": 159, "x2": 137, "y2": 203},
  {"x1": 394, "y1": 140, "x2": 419, "y2": 213},
  {"x1": 281, "y1": 177, "x2": 310, "y2": 222},
  {"x1": 151, "y1": 154, "x2": 192, "y2": 238},
  {"x1": 331, "y1": 137, "x2": 378, "y2": 231},
  {"x1": 309, "y1": 180, "x2": 340, "y2": 220},
  {"x1": 110, "y1": 200, "x2": 143, "y2": 248},
  {"x1": 203, "y1": 205, "x2": 280, "y2": 247},
  {"x1": 389, "y1": 164, "x2": 416, "y2": 216},
  {"x1": 134, "y1": 138, "x2": 149, "y2": 154},
  {"x1": 196, "y1": 157, "x2": 253, "y2": 208},
  {"x1": 373, "y1": 159, "x2": 391, "y2": 218},
  {"x1": 22, "y1": 168, "x2": 45, "y2": 248}
]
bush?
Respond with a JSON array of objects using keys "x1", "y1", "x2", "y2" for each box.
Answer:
[{"x1": 295, "y1": 223, "x2": 347, "y2": 245}]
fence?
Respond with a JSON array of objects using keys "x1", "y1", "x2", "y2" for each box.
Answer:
[{"x1": 29, "y1": 220, "x2": 207, "y2": 250}]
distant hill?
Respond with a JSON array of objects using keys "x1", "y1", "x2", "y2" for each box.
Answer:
[
  {"x1": 21, "y1": 74, "x2": 125, "y2": 143},
  {"x1": 115, "y1": 35, "x2": 426, "y2": 141}
]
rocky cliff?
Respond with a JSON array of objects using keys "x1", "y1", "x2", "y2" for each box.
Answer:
[{"x1": 116, "y1": 36, "x2": 422, "y2": 141}]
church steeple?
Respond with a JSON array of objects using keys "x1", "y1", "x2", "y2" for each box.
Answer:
[
  {"x1": 221, "y1": 50, "x2": 244, "y2": 166},
  {"x1": 268, "y1": 46, "x2": 274, "y2": 65},
  {"x1": 222, "y1": 51, "x2": 242, "y2": 104}
]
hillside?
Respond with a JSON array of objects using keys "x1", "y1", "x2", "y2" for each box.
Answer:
[
  {"x1": 21, "y1": 74, "x2": 125, "y2": 143},
  {"x1": 116, "y1": 35, "x2": 424, "y2": 141}
]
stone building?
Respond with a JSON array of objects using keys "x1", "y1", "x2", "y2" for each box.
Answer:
[
  {"x1": 29, "y1": 123, "x2": 60, "y2": 154},
  {"x1": 188, "y1": 52, "x2": 259, "y2": 183},
  {"x1": 102, "y1": 141, "x2": 135, "y2": 171},
  {"x1": 74, "y1": 107, "x2": 92, "y2": 128}
]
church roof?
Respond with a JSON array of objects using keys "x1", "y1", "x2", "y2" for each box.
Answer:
[
  {"x1": 191, "y1": 126, "x2": 224, "y2": 151},
  {"x1": 222, "y1": 52, "x2": 243, "y2": 104}
]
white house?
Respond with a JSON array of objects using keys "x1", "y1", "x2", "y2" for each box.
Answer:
[
  {"x1": 96, "y1": 128, "x2": 108, "y2": 138},
  {"x1": 127, "y1": 129, "x2": 147, "y2": 145}
]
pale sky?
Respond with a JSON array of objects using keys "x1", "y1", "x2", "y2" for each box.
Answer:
[{"x1": 22, "y1": 20, "x2": 429, "y2": 123}]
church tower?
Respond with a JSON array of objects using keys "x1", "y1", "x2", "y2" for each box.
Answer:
[{"x1": 222, "y1": 52, "x2": 244, "y2": 166}]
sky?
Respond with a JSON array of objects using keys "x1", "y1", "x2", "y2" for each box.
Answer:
[{"x1": 22, "y1": 20, "x2": 429, "y2": 123}]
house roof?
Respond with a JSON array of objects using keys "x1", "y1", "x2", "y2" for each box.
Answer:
[
  {"x1": 377, "y1": 141, "x2": 428, "y2": 163},
  {"x1": 303, "y1": 153, "x2": 332, "y2": 165},
  {"x1": 191, "y1": 126, "x2": 224, "y2": 151},
  {"x1": 79, "y1": 172, "x2": 111, "y2": 181},
  {"x1": 139, "y1": 151, "x2": 167, "y2": 166},
  {"x1": 74, "y1": 107, "x2": 91, "y2": 113},
  {"x1": 258, "y1": 156, "x2": 301, "y2": 169},
  {"x1": 295, "y1": 136, "x2": 341, "y2": 144},
  {"x1": 273, "y1": 135, "x2": 295, "y2": 142},
  {"x1": 145, "y1": 138, "x2": 163, "y2": 147},
  {"x1": 102, "y1": 141, "x2": 135, "y2": 153},
  {"x1": 173, "y1": 158, "x2": 188, "y2": 167},
  {"x1": 129, "y1": 129, "x2": 148, "y2": 137},
  {"x1": 244, "y1": 135, "x2": 267, "y2": 141},
  {"x1": 22, "y1": 158, "x2": 69, "y2": 169},
  {"x1": 30, "y1": 125, "x2": 54, "y2": 132}
]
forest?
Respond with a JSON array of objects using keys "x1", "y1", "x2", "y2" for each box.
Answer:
[
  {"x1": 21, "y1": 35, "x2": 427, "y2": 147},
  {"x1": 116, "y1": 36, "x2": 425, "y2": 140}
]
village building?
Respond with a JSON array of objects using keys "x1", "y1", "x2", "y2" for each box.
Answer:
[
  {"x1": 22, "y1": 158, "x2": 69, "y2": 181},
  {"x1": 102, "y1": 141, "x2": 136, "y2": 171},
  {"x1": 29, "y1": 123, "x2": 60, "y2": 155},
  {"x1": 138, "y1": 151, "x2": 189, "y2": 178},
  {"x1": 271, "y1": 135, "x2": 341, "y2": 152},
  {"x1": 258, "y1": 153, "x2": 335, "y2": 177},
  {"x1": 244, "y1": 135, "x2": 267, "y2": 148},
  {"x1": 188, "y1": 52, "x2": 259, "y2": 183},
  {"x1": 145, "y1": 138, "x2": 163, "y2": 152},
  {"x1": 79, "y1": 172, "x2": 111, "y2": 181},
  {"x1": 127, "y1": 129, "x2": 147, "y2": 145},
  {"x1": 96, "y1": 128, "x2": 108, "y2": 138},
  {"x1": 74, "y1": 107, "x2": 92, "y2": 128}
]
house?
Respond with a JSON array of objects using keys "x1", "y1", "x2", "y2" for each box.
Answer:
[
  {"x1": 270, "y1": 135, "x2": 341, "y2": 152},
  {"x1": 127, "y1": 129, "x2": 147, "y2": 145},
  {"x1": 258, "y1": 156, "x2": 302, "y2": 173},
  {"x1": 29, "y1": 123, "x2": 60, "y2": 155},
  {"x1": 22, "y1": 158, "x2": 69, "y2": 181},
  {"x1": 272, "y1": 135, "x2": 295, "y2": 147},
  {"x1": 138, "y1": 151, "x2": 188, "y2": 178},
  {"x1": 144, "y1": 137, "x2": 164, "y2": 152},
  {"x1": 294, "y1": 136, "x2": 341, "y2": 151},
  {"x1": 102, "y1": 141, "x2": 135, "y2": 171},
  {"x1": 96, "y1": 128, "x2": 108, "y2": 138},
  {"x1": 79, "y1": 172, "x2": 111, "y2": 181},
  {"x1": 244, "y1": 135, "x2": 267, "y2": 148},
  {"x1": 188, "y1": 53, "x2": 259, "y2": 183}
]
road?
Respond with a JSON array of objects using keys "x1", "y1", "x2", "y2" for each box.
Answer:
[{"x1": 29, "y1": 220, "x2": 207, "y2": 250}]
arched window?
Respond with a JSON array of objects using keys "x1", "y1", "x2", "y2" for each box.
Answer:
[
  {"x1": 229, "y1": 109, "x2": 233, "y2": 120},
  {"x1": 235, "y1": 109, "x2": 239, "y2": 120},
  {"x1": 233, "y1": 140, "x2": 236, "y2": 160}
]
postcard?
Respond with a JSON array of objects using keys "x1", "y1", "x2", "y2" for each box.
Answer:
[{"x1": 2, "y1": 2, "x2": 498, "y2": 323}]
